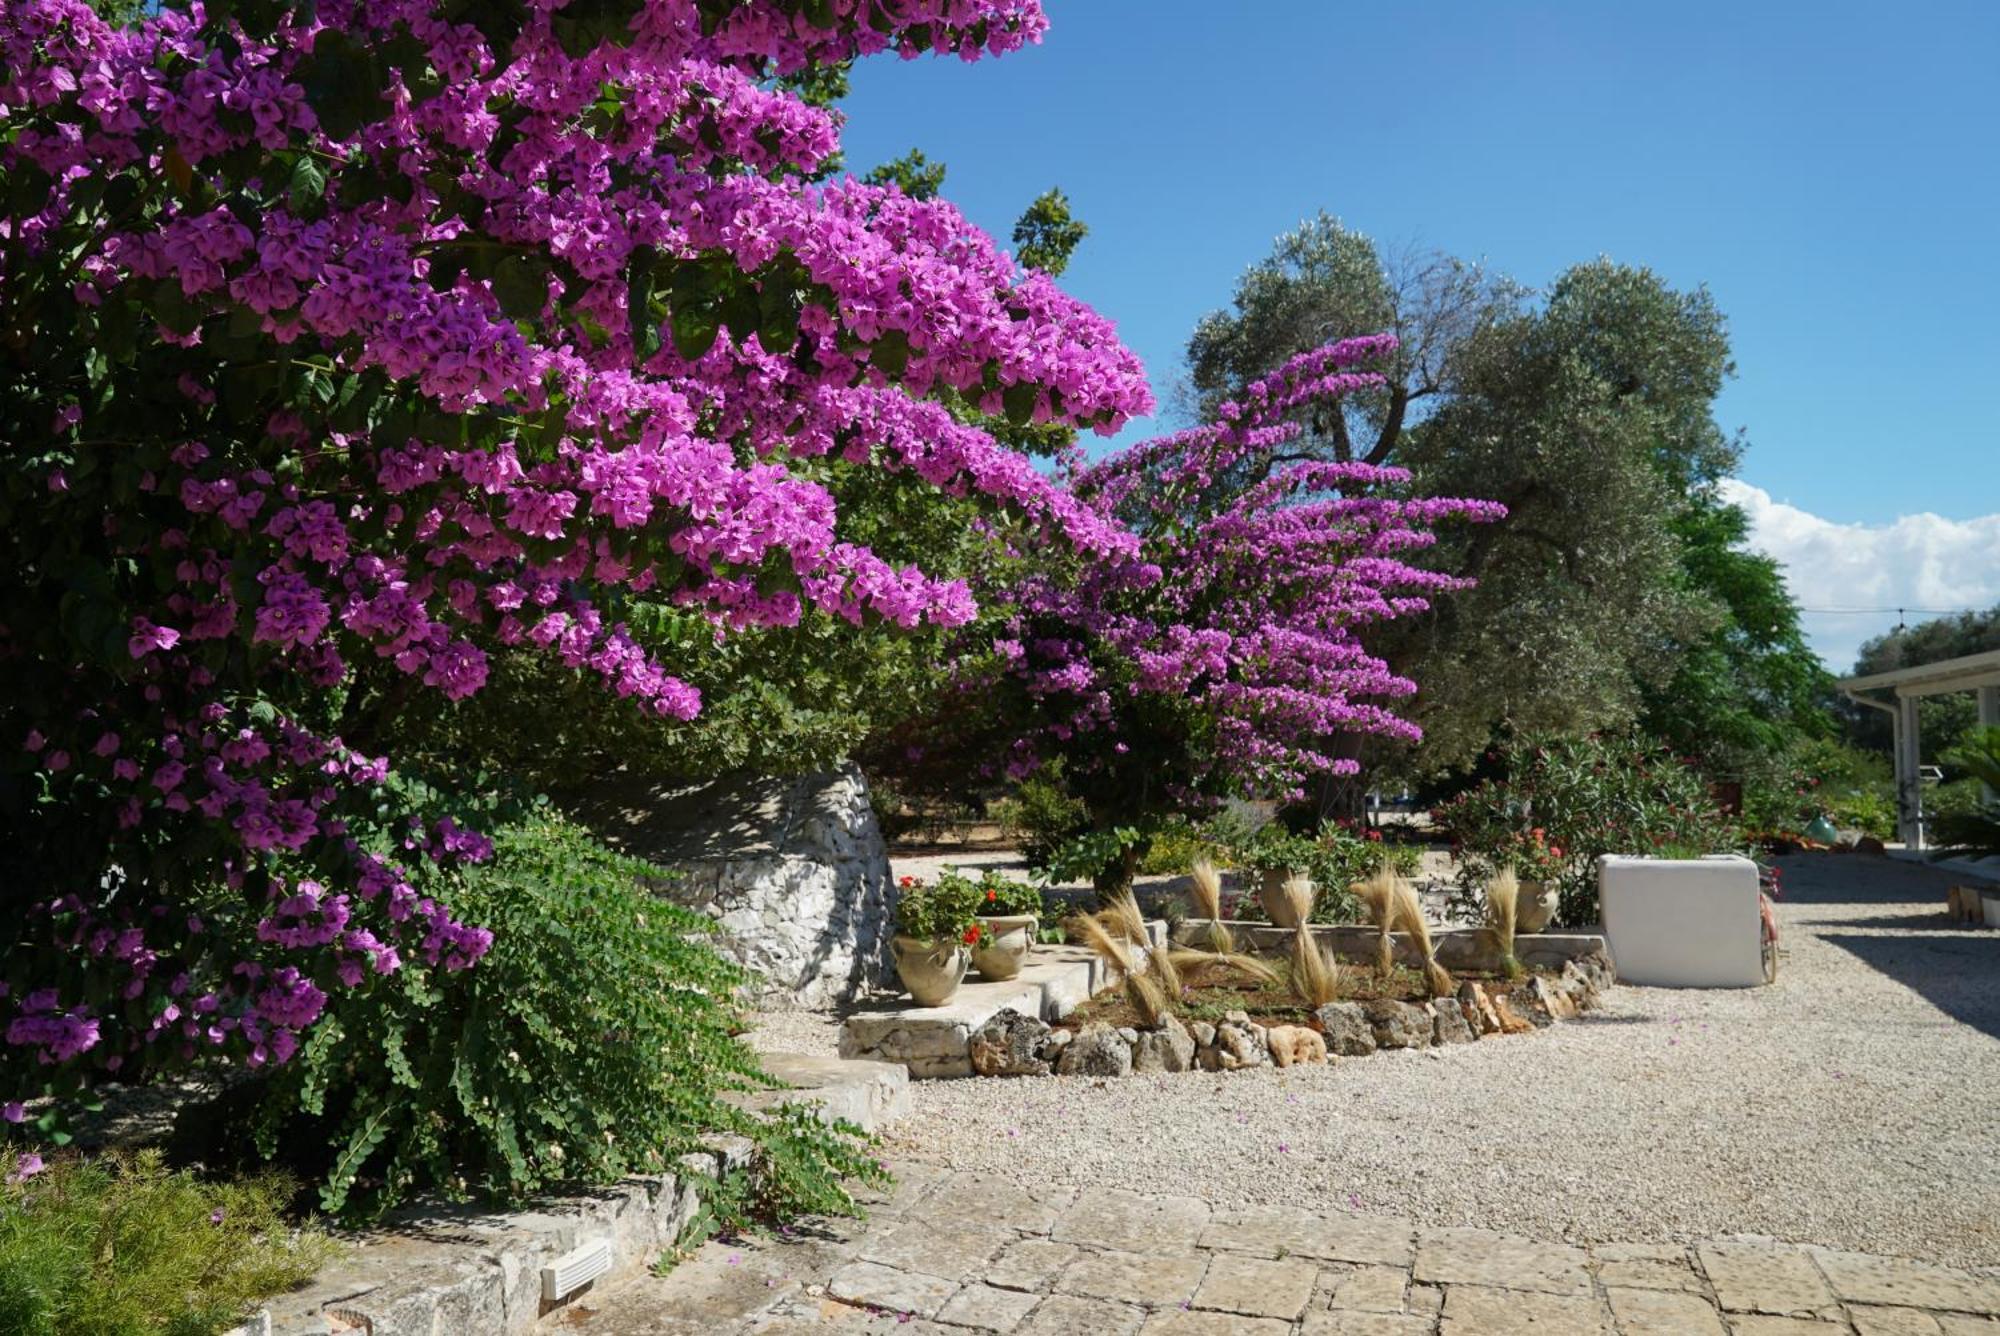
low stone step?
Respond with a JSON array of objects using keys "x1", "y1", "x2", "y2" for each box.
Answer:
[
  {"x1": 735, "y1": 1051, "x2": 911, "y2": 1134},
  {"x1": 839, "y1": 930, "x2": 1161, "y2": 1078}
]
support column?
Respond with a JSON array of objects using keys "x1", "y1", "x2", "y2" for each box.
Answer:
[
  {"x1": 1896, "y1": 693, "x2": 1924, "y2": 849},
  {"x1": 1980, "y1": 685, "x2": 1999, "y2": 805}
]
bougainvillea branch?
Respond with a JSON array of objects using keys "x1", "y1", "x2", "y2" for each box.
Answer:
[
  {"x1": 963, "y1": 335, "x2": 1505, "y2": 816},
  {"x1": 0, "y1": 0, "x2": 1149, "y2": 1104}
]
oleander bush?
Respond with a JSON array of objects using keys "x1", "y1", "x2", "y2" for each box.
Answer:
[{"x1": 1436, "y1": 734, "x2": 1742, "y2": 925}]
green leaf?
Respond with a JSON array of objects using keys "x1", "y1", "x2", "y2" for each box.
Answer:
[
  {"x1": 321, "y1": 1104, "x2": 395, "y2": 1215},
  {"x1": 295, "y1": 30, "x2": 386, "y2": 141},
  {"x1": 871, "y1": 328, "x2": 909, "y2": 378},
  {"x1": 1002, "y1": 381, "x2": 1038, "y2": 427},
  {"x1": 491, "y1": 254, "x2": 546, "y2": 320},
  {"x1": 670, "y1": 304, "x2": 721, "y2": 362},
  {"x1": 627, "y1": 244, "x2": 658, "y2": 354}
]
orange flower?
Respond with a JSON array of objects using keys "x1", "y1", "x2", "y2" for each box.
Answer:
[{"x1": 961, "y1": 925, "x2": 983, "y2": 946}]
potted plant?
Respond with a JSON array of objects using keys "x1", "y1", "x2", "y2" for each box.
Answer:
[
  {"x1": 891, "y1": 874, "x2": 982, "y2": 1006},
  {"x1": 1506, "y1": 828, "x2": 1565, "y2": 934},
  {"x1": 1238, "y1": 828, "x2": 1322, "y2": 928},
  {"x1": 966, "y1": 870, "x2": 1043, "y2": 981}
]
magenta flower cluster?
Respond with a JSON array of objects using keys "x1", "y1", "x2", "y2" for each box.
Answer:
[
  {"x1": 0, "y1": 0, "x2": 1148, "y2": 1099},
  {"x1": 981, "y1": 336, "x2": 1506, "y2": 802}
]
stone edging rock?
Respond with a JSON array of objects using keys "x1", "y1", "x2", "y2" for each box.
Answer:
[{"x1": 968, "y1": 948, "x2": 1615, "y2": 1080}]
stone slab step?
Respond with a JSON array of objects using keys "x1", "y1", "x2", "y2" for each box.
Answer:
[
  {"x1": 735, "y1": 1051, "x2": 910, "y2": 1134},
  {"x1": 838, "y1": 927, "x2": 1163, "y2": 1079}
]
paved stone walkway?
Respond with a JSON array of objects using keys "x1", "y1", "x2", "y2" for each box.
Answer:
[{"x1": 576, "y1": 1159, "x2": 2000, "y2": 1334}]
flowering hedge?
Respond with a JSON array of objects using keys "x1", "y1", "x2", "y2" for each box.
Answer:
[{"x1": 0, "y1": 0, "x2": 1150, "y2": 1120}]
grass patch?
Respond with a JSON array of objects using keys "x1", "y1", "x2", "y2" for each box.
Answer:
[{"x1": 0, "y1": 1148, "x2": 333, "y2": 1336}]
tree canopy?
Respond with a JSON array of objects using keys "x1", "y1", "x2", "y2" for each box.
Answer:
[{"x1": 1184, "y1": 215, "x2": 1824, "y2": 789}]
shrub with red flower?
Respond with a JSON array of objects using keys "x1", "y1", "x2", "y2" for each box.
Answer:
[{"x1": 1435, "y1": 734, "x2": 1742, "y2": 925}]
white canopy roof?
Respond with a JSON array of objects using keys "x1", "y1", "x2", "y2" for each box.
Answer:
[
  {"x1": 1836, "y1": 648, "x2": 2000, "y2": 699},
  {"x1": 1836, "y1": 649, "x2": 2000, "y2": 849}
]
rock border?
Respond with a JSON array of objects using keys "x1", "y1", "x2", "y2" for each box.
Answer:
[{"x1": 968, "y1": 948, "x2": 1616, "y2": 1079}]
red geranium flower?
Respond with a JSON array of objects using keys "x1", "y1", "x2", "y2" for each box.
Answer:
[{"x1": 961, "y1": 925, "x2": 983, "y2": 946}]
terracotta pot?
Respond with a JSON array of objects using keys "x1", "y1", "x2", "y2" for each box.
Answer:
[
  {"x1": 1257, "y1": 867, "x2": 1313, "y2": 929},
  {"x1": 891, "y1": 935, "x2": 970, "y2": 1007},
  {"x1": 1516, "y1": 880, "x2": 1559, "y2": 934},
  {"x1": 971, "y1": 914, "x2": 1037, "y2": 981}
]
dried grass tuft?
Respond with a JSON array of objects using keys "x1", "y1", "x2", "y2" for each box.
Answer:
[
  {"x1": 1391, "y1": 876, "x2": 1454, "y2": 997},
  {"x1": 1068, "y1": 910, "x2": 1134, "y2": 977},
  {"x1": 1289, "y1": 928, "x2": 1343, "y2": 1008},
  {"x1": 1189, "y1": 856, "x2": 1234, "y2": 954},
  {"x1": 1167, "y1": 948, "x2": 1281, "y2": 991},
  {"x1": 1123, "y1": 970, "x2": 1170, "y2": 1028},
  {"x1": 1356, "y1": 867, "x2": 1398, "y2": 977},
  {"x1": 1072, "y1": 904, "x2": 1174, "y2": 1027},
  {"x1": 1483, "y1": 868, "x2": 1524, "y2": 978},
  {"x1": 1102, "y1": 891, "x2": 1149, "y2": 945},
  {"x1": 1276, "y1": 872, "x2": 1315, "y2": 929}
]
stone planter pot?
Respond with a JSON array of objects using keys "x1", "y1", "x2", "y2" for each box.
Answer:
[
  {"x1": 1256, "y1": 868, "x2": 1312, "y2": 929},
  {"x1": 891, "y1": 935, "x2": 970, "y2": 1007},
  {"x1": 971, "y1": 915, "x2": 1037, "y2": 981},
  {"x1": 1515, "y1": 880, "x2": 1560, "y2": 934}
]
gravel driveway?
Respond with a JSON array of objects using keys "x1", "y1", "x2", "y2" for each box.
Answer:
[{"x1": 875, "y1": 853, "x2": 2000, "y2": 1268}]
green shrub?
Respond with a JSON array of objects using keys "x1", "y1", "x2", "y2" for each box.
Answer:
[
  {"x1": 1931, "y1": 729, "x2": 2000, "y2": 858},
  {"x1": 1135, "y1": 809, "x2": 1257, "y2": 875},
  {"x1": 241, "y1": 809, "x2": 886, "y2": 1223},
  {"x1": 1238, "y1": 821, "x2": 1421, "y2": 923},
  {"x1": 0, "y1": 1149, "x2": 332, "y2": 1336},
  {"x1": 1435, "y1": 734, "x2": 1743, "y2": 925},
  {"x1": 1013, "y1": 770, "x2": 1091, "y2": 868},
  {"x1": 1740, "y1": 738, "x2": 1894, "y2": 838}
]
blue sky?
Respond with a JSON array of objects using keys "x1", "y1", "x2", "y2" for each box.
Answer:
[{"x1": 837, "y1": 2, "x2": 2000, "y2": 669}]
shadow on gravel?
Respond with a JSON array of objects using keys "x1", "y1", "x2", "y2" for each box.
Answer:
[
  {"x1": 1822, "y1": 931, "x2": 2000, "y2": 1043},
  {"x1": 1830, "y1": 911, "x2": 1989, "y2": 931}
]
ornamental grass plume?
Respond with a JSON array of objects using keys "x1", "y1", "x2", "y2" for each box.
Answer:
[
  {"x1": 1275, "y1": 873, "x2": 1315, "y2": 930},
  {"x1": 1068, "y1": 907, "x2": 1170, "y2": 1028},
  {"x1": 1166, "y1": 948, "x2": 1281, "y2": 992},
  {"x1": 1484, "y1": 868, "x2": 1525, "y2": 980},
  {"x1": 1288, "y1": 928, "x2": 1343, "y2": 1009},
  {"x1": 1356, "y1": 868, "x2": 1399, "y2": 978},
  {"x1": 1189, "y1": 855, "x2": 1232, "y2": 954},
  {"x1": 1169, "y1": 855, "x2": 1279, "y2": 987},
  {"x1": 1392, "y1": 877, "x2": 1454, "y2": 998},
  {"x1": 1101, "y1": 891, "x2": 1150, "y2": 947}
]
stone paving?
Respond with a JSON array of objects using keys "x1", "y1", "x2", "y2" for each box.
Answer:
[{"x1": 574, "y1": 1159, "x2": 2000, "y2": 1334}]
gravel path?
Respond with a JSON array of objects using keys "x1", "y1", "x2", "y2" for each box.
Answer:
[{"x1": 870, "y1": 853, "x2": 2000, "y2": 1267}]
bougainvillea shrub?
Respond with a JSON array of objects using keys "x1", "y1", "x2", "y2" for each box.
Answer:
[
  {"x1": 0, "y1": 0, "x2": 1150, "y2": 1152},
  {"x1": 900, "y1": 336, "x2": 1503, "y2": 886}
]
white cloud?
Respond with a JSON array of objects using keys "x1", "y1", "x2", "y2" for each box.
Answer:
[{"x1": 1718, "y1": 479, "x2": 2000, "y2": 675}]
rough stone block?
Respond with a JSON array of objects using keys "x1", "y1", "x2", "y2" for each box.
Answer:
[{"x1": 1315, "y1": 1002, "x2": 1377, "y2": 1056}]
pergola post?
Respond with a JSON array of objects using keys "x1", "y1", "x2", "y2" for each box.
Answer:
[
  {"x1": 1981, "y1": 685, "x2": 1999, "y2": 804},
  {"x1": 1896, "y1": 693, "x2": 1924, "y2": 849}
]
